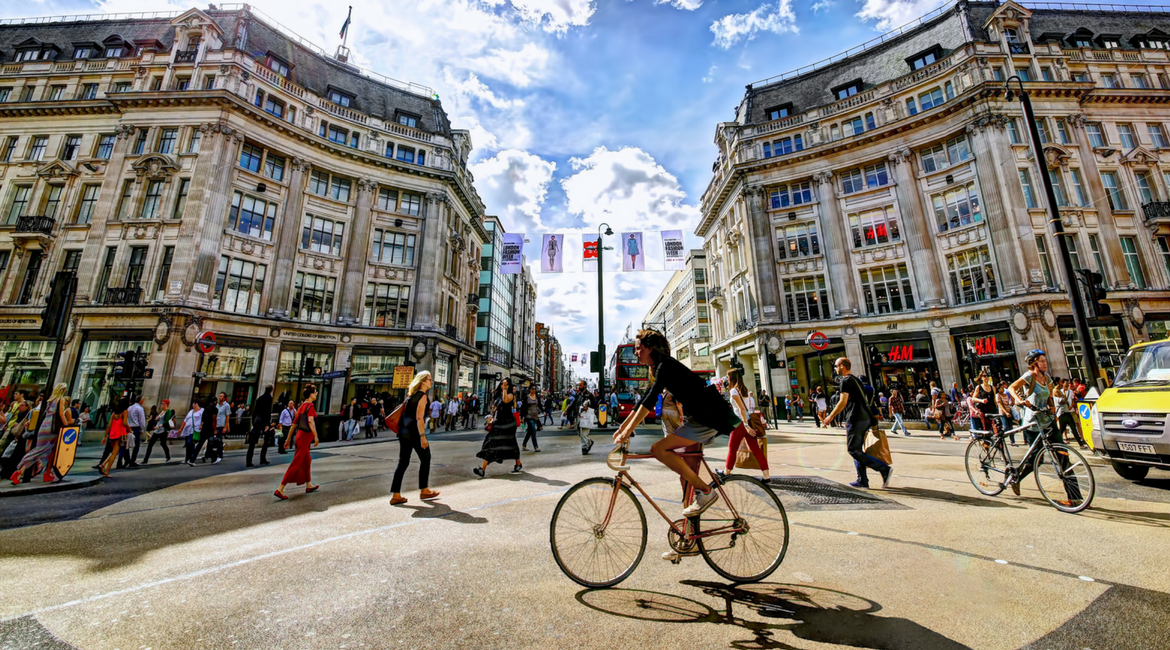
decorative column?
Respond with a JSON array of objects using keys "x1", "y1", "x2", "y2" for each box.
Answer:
[
  {"x1": 412, "y1": 192, "x2": 449, "y2": 331},
  {"x1": 811, "y1": 170, "x2": 859, "y2": 315},
  {"x1": 966, "y1": 113, "x2": 1034, "y2": 293},
  {"x1": 184, "y1": 123, "x2": 243, "y2": 307},
  {"x1": 887, "y1": 148, "x2": 946, "y2": 307},
  {"x1": 74, "y1": 123, "x2": 137, "y2": 303},
  {"x1": 743, "y1": 186, "x2": 782, "y2": 323},
  {"x1": 265, "y1": 158, "x2": 310, "y2": 317},
  {"x1": 1066, "y1": 113, "x2": 1132, "y2": 287},
  {"x1": 337, "y1": 177, "x2": 376, "y2": 324}
]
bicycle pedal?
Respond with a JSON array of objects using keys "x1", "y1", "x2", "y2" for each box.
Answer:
[{"x1": 670, "y1": 557, "x2": 682, "y2": 565}]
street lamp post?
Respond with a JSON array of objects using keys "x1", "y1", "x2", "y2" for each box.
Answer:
[
  {"x1": 1005, "y1": 76, "x2": 1102, "y2": 387},
  {"x1": 597, "y1": 223, "x2": 614, "y2": 401}
]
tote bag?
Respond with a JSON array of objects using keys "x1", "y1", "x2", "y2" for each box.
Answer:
[
  {"x1": 735, "y1": 436, "x2": 768, "y2": 470},
  {"x1": 384, "y1": 404, "x2": 405, "y2": 435}
]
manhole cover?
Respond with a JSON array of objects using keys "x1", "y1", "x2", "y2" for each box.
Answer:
[{"x1": 769, "y1": 476, "x2": 885, "y2": 505}]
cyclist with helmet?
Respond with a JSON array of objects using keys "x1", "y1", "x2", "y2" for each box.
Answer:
[{"x1": 1007, "y1": 349, "x2": 1082, "y2": 503}]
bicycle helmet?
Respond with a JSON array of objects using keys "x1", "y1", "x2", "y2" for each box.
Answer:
[{"x1": 1024, "y1": 349, "x2": 1046, "y2": 365}]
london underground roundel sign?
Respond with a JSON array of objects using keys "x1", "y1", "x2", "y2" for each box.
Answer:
[
  {"x1": 806, "y1": 331, "x2": 830, "y2": 351},
  {"x1": 197, "y1": 331, "x2": 217, "y2": 354}
]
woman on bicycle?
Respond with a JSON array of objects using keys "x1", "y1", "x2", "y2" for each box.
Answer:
[
  {"x1": 613, "y1": 329, "x2": 745, "y2": 520},
  {"x1": 1007, "y1": 349, "x2": 1082, "y2": 504}
]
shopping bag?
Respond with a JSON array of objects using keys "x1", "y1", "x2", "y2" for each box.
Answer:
[
  {"x1": 384, "y1": 404, "x2": 405, "y2": 435},
  {"x1": 735, "y1": 435, "x2": 768, "y2": 470},
  {"x1": 748, "y1": 412, "x2": 767, "y2": 438},
  {"x1": 864, "y1": 427, "x2": 893, "y2": 466}
]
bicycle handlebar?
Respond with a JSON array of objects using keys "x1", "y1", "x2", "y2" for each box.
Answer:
[{"x1": 606, "y1": 444, "x2": 630, "y2": 472}]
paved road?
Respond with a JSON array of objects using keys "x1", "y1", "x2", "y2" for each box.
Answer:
[{"x1": 1, "y1": 423, "x2": 1168, "y2": 650}]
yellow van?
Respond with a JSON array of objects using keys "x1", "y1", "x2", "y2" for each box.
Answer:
[{"x1": 1092, "y1": 339, "x2": 1170, "y2": 481}]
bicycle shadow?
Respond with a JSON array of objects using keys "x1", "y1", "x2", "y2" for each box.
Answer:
[
  {"x1": 395, "y1": 501, "x2": 488, "y2": 525},
  {"x1": 481, "y1": 470, "x2": 570, "y2": 487},
  {"x1": 1014, "y1": 498, "x2": 1170, "y2": 528},
  {"x1": 576, "y1": 582, "x2": 973, "y2": 650},
  {"x1": 882, "y1": 486, "x2": 1026, "y2": 509}
]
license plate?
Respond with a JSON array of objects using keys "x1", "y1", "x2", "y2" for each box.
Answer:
[{"x1": 1118, "y1": 442, "x2": 1157, "y2": 455}]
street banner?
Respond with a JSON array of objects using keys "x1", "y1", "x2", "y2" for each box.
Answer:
[
  {"x1": 392, "y1": 365, "x2": 415, "y2": 389},
  {"x1": 572, "y1": 353, "x2": 578, "y2": 362},
  {"x1": 621, "y1": 232, "x2": 644, "y2": 272},
  {"x1": 501, "y1": 233, "x2": 524, "y2": 274},
  {"x1": 583, "y1": 234, "x2": 599, "y2": 272},
  {"x1": 53, "y1": 425, "x2": 80, "y2": 479},
  {"x1": 541, "y1": 234, "x2": 563, "y2": 273},
  {"x1": 662, "y1": 230, "x2": 685, "y2": 270}
]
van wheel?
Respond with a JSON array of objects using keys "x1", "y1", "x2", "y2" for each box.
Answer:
[{"x1": 1111, "y1": 461, "x2": 1149, "y2": 481}]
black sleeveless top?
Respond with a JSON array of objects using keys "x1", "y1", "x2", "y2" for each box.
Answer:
[{"x1": 400, "y1": 390, "x2": 427, "y2": 436}]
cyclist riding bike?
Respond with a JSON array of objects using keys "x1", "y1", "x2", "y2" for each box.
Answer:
[
  {"x1": 1006, "y1": 349, "x2": 1080, "y2": 503},
  {"x1": 613, "y1": 329, "x2": 748, "y2": 521}
]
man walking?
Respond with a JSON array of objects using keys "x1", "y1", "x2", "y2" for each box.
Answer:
[
  {"x1": 570, "y1": 380, "x2": 595, "y2": 454},
  {"x1": 142, "y1": 399, "x2": 174, "y2": 464},
  {"x1": 888, "y1": 388, "x2": 910, "y2": 437},
  {"x1": 278, "y1": 400, "x2": 296, "y2": 454},
  {"x1": 126, "y1": 395, "x2": 146, "y2": 467},
  {"x1": 247, "y1": 385, "x2": 274, "y2": 467},
  {"x1": 446, "y1": 395, "x2": 459, "y2": 431},
  {"x1": 428, "y1": 397, "x2": 442, "y2": 434},
  {"x1": 821, "y1": 357, "x2": 892, "y2": 489},
  {"x1": 208, "y1": 392, "x2": 230, "y2": 464}
]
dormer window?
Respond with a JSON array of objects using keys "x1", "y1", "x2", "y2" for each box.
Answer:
[
  {"x1": 15, "y1": 42, "x2": 59, "y2": 62},
  {"x1": 327, "y1": 88, "x2": 354, "y2": 107},
  {"x1": 1004, "y1": 28, "x2": 1020, "y2": 43},
  {"x1": 1069, "y1": 29, "x2": 1094, "y2": 48},
  {"x1": 105, "y1": 45, "x2": 124, "y2": 58},
  {"x1": 72, "y1": 46, "x2": 94, "y2": 59},
  {"x1": 832, "y1": 79, "x2": 862, "y2": 101},
  {"x1": 907, "y1": 45, "x2": 942, "y2": 71},
  {"x1": 265, "y1": 53, "x2": 289, "y2": 77},
  {"x1": 396, "y1": 112, "x2": 420, "y2": 128},
  {"x1": 1073, "y1": 37, "x2": 1092, "y2": 47},
  {"x1": 765, "y1": 103, "x2": 792, "y2": 121},
  {"x1": 1099, "y1": 35, "x2": 1120, "y2": 49}
]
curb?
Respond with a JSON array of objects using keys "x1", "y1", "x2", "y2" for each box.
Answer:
[{"x1": 0, "y1": 474, "x2": 104, "y2": 498}]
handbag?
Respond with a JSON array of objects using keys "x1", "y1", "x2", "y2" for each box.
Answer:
[
  {"x1": 864, "y1": 428, "x2": 893, "y2": 466},
  {"x1": 384, "y1": 403, "x2": 405, "y2": 435},
  {"x1": 748, "y1": 412, "x2": 767, "y2": 438},
  {"x1": 734, "y1": 435, "x2": 768, "y2": 470}
]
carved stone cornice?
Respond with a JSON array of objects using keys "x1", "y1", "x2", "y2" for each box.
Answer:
[
  {"x1": 1042, "y1": 144, "x2": 1073, "y2": 169},
  {"x1": 812, "y1": 170, "x2": 834, "y2": 186},
  {"x1": 428, "y1": 191, "x2": 449, "y2": 205},
  {"x1": 289, "y1": 157, "x2": 310, "y2": 172},
  {"x1": 887, "y1": 148, "x2": 912, "y2": 165},
  {"x1": 131, "y1": 154, "x2": 179, "y2": 181},
  {"x1": 968, "y1": 112, "x2": 1011, "y2": 134},
  {"x1": 1065, "y1": 113, "x2": 1087, "y2": 130},
  {"x1": 36, "y1": 160, "x2": 79, "y2": 178},
  {"x1": 115, "y1": 124, "x2": 137, "y2": 139},
  {"x1": 356, "y1": 177, "x2": 376, "y2": 193}
]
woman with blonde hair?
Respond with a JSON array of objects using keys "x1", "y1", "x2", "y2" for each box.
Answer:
[
  {"x1": 11, "y1": 383, "x2": 72, "y2": 484},
  {"x1": 390, "y1": 371, "x2": 440, "y2": 505}
]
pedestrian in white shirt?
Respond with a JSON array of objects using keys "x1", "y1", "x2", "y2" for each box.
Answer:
[
  {"x1": 446, "y1": 397, "x2": 459, "y2": 431},
  {"x1": 429, "y1": 399, "x2": 443, "y2": 434},
  {"x1": 182, "y1": 401, "x2": 204, "y2": 466},
  {"x1": 127, "y1": 395, "x2": 147, "y2": 467},
  {"x1": 278, "y1": 401, "x2": 296, "y2": 453}
]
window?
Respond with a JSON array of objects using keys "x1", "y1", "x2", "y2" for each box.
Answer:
[
  {"x1": 1048, "y1": 169, "x2": 1068, "y2": 207},
  {"x1": 264, "y1": 95, "x2": 284, "y2": 118},
  {"x1": 265, "y1": 55, "x2": 289, "y2": 77},
  {"x1": 948, "y1": 245, "x2": 998, "y2": 304},
  {"x1": 239, "y1": 143, "x2": 263, "y2": 172},
  {"x1": 377, "y1": 188, "x2": 399, "y2": 211},
  {"x1": 132, "y1": 129, "x2": 147, "y2": 155},
  {"x1": 1019, "y1": 169, "x2": 1037, "y2": 208},
  {"x1": 95, "y1": 247, "x2": 116, "y2": 302},
  {"x1": 945, "y1": 81, "x2": 954, "y2": 100},
  {"x1": 61, "y1": 135, "x2": 81, "y2": 161},
  {"x1": 330, "y1": 175, "x2": 351, "y2": 202},
  {"x1": 783, "y1": 275, "x2": 829, "y2": 321},
  {"x1": 908, "y1": 49, "x2": 937, "y2": 70},
  {"x1": 833, "y1": 81, "x2": 861, "y2": 100},
  {"x1": 16, "y1": 250, "x2": 42, "y2": 305},
  {"x1": 865, "y1": 112, "x2": 876, "y2": 131},
  {"x1": 173, "y1": 77, "x2": 190, "y2": 91},
  {"x1": 157, "y1": 128, "x2": 177, "y2": 154},
  {"x1": 1086, "y1": 122, "x2": 1106, "y2": 147},
  {"x1": 41, "y1": 185, "x2": 63, "y2": 219},
  {"x1": 154, "y1": 246, "x2": 174, "y2": 300},
  {"x1": 1015, "y1": 68, "x2": 1031, "y2": 82},
  {"x1": 73, "y1": 47, "x2": 93, "y2": 59},
  {"x1": 112, "y1": 82, "x2": 131, "y2": 93},
  {"x1": 349, "y1": 132, "x2": 359, "y2": 149},
  {"x1": 1007, "y1": 118, "x2": 1022, "y2": 144},
  {"x1": 6, "y1": 186, "x2": 31, "y2": 223},
  {"x1": 115, "y1": 179, "x2": 134, "y2": 219},
  {"x1": 1074, "y1": 72, "x2": 1091, "y2": 82},
  {"x1": 400, "y1": 192, "x2": 422, "y2": 216},
  {"x1": 776, "y1": 222, "x2": 820, "y2": 259},
  {"x1": 765, "y1": 104, "x2": 791, "y2": 120},
  {"x1": 849, "y1": 206, "x2": 900, "y2": 248},
  {"x1": 140, "y1": 180, "x2": 164, "y2": 218},
  {"x1": 0, "y1": 88, "x2": 8, "y2": 102},
  {"x1": 104, "y1": 45, "x2": 124, "y2": 58},
  {"x1": 841, "y1": 163, "x2": 887, "y2": 194},
  {"x1": 1150, "y1": 124, "x2": 1169, "y2": 148},
  {"x1": 864, "y1": 162, "x2": 888, "y2": 188},
  {"x1": 1, "y1": 136, "x2": 17, "y2": 162},
  {"x1": 372, "y1": 229, "x2": 417, "y2": 265},
  {"x1": 80, "y1": 83, "x2": 98, "y2": 100},
  {"x1": 203, "y1": 75, "x2": 215, "y2": 90},
  {"x1": 396, "y1": 113, "x2": 419, "y2": 128},
  {"x1": 1132, "y1": 73, "x2": 1148, "y2": 89},
  {"x1": 328, "y1": 90, "x2": 354, "y2": 107},
  {"x1": 61, "y1": 250, "x2": 81, "y2": 274},
  {"x1": 994, "y1": 67, "x2": 1005, "y2": 82},
  {"x1": 771, "y1": 135, "x2": 803, "y2": 156},
  {"x1": 841, "y1": 168, "x2": 864, "y2": 194},
  {"x1": 124, "y1": 246, "x2": 147, "y2": 288},
  {"x1": 291, "y1": 272, "x2": 335, "y2": 323},
  {"x1": 325, "y1": 123, "x2": 348, "y2": 145},
  {"x1": 384, "y1": 142, "x2": 395, "y2": 159},
  {"x1": 75, "y1": 184, "x2": 100, "y2": 224},
  {"x1": 172, "y1": 178, "x2": 190, "y2": 219},
  {"x1": 309, "y1": 170, "x2": 329, "y2": 196},
  {"x1": 264, "y1": 153, "x2": 284, "y2": 181},
  {"x1": 363, "y1": 283, "x2": 411, "y2": 328},
  {"x1": 1004, "y1": 28, "x2": 1019, "y2": 42},
  {"x1": 920, "y1": 144, "x2": 947, "y2": 173},
  {"x1": 1120, "y1": 237, "x2": 1147, "y2": 288},
  {"x1": 1070, "y1": 168, "x2": 1089, "y2": 206},
  {"x1": 301, "y1": 215, "x2": 345, "y2": 256},
  {"x1": 1101, "y1": 171, "x2": 1128, "y2": 210},
  {"x1": 1117, "y1": 123, "x2": 1136, "y2": 149},
  {"x1": 1036, "y1": 236, "x2": 1055, "y2": 288},
  {"x1": 1089, "y1": 233, "x2": 1108, "y2": 282},
  {"x1": 906, "y1": 97, "x2": 917, "y2": 116},
  {"x1": 769, "y1": 181, "x2": 813, "y2": 208},
  {"x1": 860, "y1": 263, "x2": 915, "y2": 314},
  {"x1": 1042, "y1": 67, "x2": 1054, "y2": 81},
  {"x1": 932, "y1": 183, "x2": 982, "y2": 232},
  {"x1": 47, "y1": 86, "x2": 65, "y2": 101},
  {"x1": 1057, "y1": 119, "x2": 1071, "y2": 144},
  {"x1": 1073, "y1": 36, "x2": 1092, "y2": 48},
  {"x1": 29, "y1": 136, "x2": 47, "y2": 161},
  {"x1": 1066, "y1": 234, "x2": 1083, "y2": 271},
  {"x1": 1158, "y1": 237, "x2": 1170, "y2": 281},
  {"x1": 228, "y1": 191, "x2": 277, "y2": 240},
  {"x1": 918, "y1": 87, "x2": 944, "y2": 110},
  {"x1": 396, "y1": 146, "x2": 415, "y2": 164},
  {"x1": 1036, "y1": 118, "x2": 1050, "y2": 144},
  {"x1": 1101, "y1": 37, "x2": 1120, "y2": 49},
  {"x1": 213, "y1": 256, "x2": 267, "y2": 315},
  {"x1": 20, "y1": 87, "x2": 34, "y2": 102},
  {"x1": 1136, "y1": 171, "x2": 1156, "y2": 204},
  {"x1": 188, "y1": 129, "x2": 202, "y2": 153}
]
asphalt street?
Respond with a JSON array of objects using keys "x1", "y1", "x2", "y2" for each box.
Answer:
[{"x1": 1, "y1": 422, "x2": 1168, "y2": 650}]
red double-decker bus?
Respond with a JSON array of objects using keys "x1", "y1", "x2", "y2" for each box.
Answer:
[{"x1": 610, "y1": 343, "x2": 650, "y2": 421}]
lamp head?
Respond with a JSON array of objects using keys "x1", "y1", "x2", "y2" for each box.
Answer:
[
  {"x1": 604, "y1": 226, "x2": 613, "y2": 236},
  {"x1": 1005, "y1": 89, "x2": 1015, "y2": 102}
]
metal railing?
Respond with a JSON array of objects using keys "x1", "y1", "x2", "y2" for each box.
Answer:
[
  {"x1": 467, "y1": 292, "x2": 480, "y2": 305},
  {"x1": 14, "y1": 215, "x2": 55, "y2": 235},
  {"x1": 102, "y1": 286, "x2": 142, "y2": 305},
  {"x1": 1008, "y1": 42, "x2": 1030, "y2": 55},
  {"x1": 174, "y1": 49, "x2": 198, "y2": 63},
  {"x1": 1143, "y1": 201, "x2": 1170, "y2": 221},
  {"x1": 0, "y1": 10, "x2": 180, "y2": 25},
  {"x1": 1018, "y1": 2, "x2": 1170, "y2": 12},
  {"x1": 708, "y1": 286, "x2": 724, "y2": 300},
  {"x1": 444, "y1": 324, "x2": 458, "y2": 339},
  {"x1": 734, "y1": 318, "x2": 756, "y2": 334}
]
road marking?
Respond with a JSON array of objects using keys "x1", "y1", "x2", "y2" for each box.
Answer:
[
  {"x1": 995, "y1": 559, "x2": 1009, "y2": 564},
  {"x1": 1079, "y1": 576, "x2": 1095, "y2": 582}
]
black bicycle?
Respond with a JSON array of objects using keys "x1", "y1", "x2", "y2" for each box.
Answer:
[{"x1": 964, "y1": 418, "x2": 1095, "y2": 513}]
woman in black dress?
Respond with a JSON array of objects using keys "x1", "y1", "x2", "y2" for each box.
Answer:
[
  {"x1": 390, "y1": 371, "x2": 440, "y2": 505},
  {"x1": 474, "y1": 378, "x2": 522, "y2": 477}
]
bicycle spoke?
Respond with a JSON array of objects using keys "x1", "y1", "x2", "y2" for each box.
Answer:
[
  {"x1": 551, "y1": 479, "x2": 647, "y2": 587},
  {"x1": 699, "y1": 476, "x2": 788, "y2": 582}
]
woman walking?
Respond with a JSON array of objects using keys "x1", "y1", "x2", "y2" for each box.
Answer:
[
  {"x1": 722, "y1": 369, "x2": 771, "y2": 483},
  {"x1": 390, "y1": 371, "x2": 440, "y2": 505},
  {"x1": 275, "y1": 386, "x2": 320, "y2": 499},
  {"x1": 521, "y1": 386, "x2": 542, "y2": 452},
  {"x1": 10, "y1": 383, "x2": 72, "y2": 484},
  {"x1": 143, "y1": 399, "x2": 174, "y2": 464},
  {"x1": 474, "y1": 378, "x2": 522, "y2": 477},
  {"x1": 814, "y1": 387, "x2": 828, "y2": 429},
  {"x1": 181, "y1": 400, "x2": 203, "y2": 465},
  {"x1": 970, "y1": 372, "x2": 998, "y2": 435},
  {"x1": 996, "y1": 382, "x2": 1016, "y2": 445},
  {"x1": 98, "y1": 398, "x2": 129, "y2": 478}
]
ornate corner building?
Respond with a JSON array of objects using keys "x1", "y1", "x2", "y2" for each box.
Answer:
[
  {"x1": 698, "y1": 1, "x2": 1170, "y2": 400},
  {"x1": 0, "y1": 6, "x2": 489, "y2": 418}
]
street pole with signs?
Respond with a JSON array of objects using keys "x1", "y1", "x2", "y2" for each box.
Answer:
[{"x1": 596, "y1": 223, "x2": 613, "y2": 401}]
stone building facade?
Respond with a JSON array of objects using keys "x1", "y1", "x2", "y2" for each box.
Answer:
[
  {"x1": 0, "y1": 7, "x2": 487, "y2": 424},
  {"x1": 698, "y1": 1, "x2": 1170, "y2": 402}
]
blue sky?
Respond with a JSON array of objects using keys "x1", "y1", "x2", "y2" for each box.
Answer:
[{"x1": 10, "y1": 0, "x2": 1159, "y2": 378}]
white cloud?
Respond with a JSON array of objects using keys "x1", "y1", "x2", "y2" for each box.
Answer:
[
  {"x1": 561, "y1": 146, "x2": 700, "y2": 231},
  {"x1": 811, "y1": 0, "x2": 834, "y2": 12},
  {"x1": 710, "y1": 0, "x2": 798, "y2": 49},
  {"x1": 465, "y1": 42, "x2": 552, "y2": 88},
  {"x1": 657, "y1": 0, "x2": 704, "y2": 11},
  {"x1": 508, "y1": 0, "x2": 597, "y2": 33},
  {"x1": 855, "y1": 0, "x2": 945, "y2": 31},
  {"x1": 702, "y1": 65, "x2": 718, "y2": 83},
  {"x1": 469, "y1": 150, "x2": 557, "y2": 233}
]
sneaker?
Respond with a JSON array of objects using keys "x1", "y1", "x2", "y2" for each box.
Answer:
[
  {"x1": 661, "y1": 550, "x2": 682, "y2": 562},
  {"x1": 511, "y1": 464, "x2": 523, "y2": 474},
  {"x1": 522, "y1": 446, "x2": 529, "y2": 452},
  {"x1": 848, "y1": 480, "x2": 871, "y2": 489},
  {"x1": 586, "y1": 439, "x2": 594, "y2": 453},
  {"x1": 880, "y1": 466, "x2": 893, "y2": 489},
  {"x1": 681, "y1": 489, "x2": 719, "y2": 517},
  {"x1": 212, "y1": 458, "x2": 222, "y2": 465},
  {"x1": 473, "y1": 467, "x2": 485, "y2": 478}
]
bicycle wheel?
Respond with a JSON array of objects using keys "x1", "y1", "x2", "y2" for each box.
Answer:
[
  {"x1": 1034, "y1": 444, "x2": 1095, "y2": 513},
  {"x1": 965, "y1": 438, "x2": 1008, "y2": 496},
  {"x1": 697, "y1": 475, "x2": 789, "y2": 583},
  {"x1": 550, "y1": 477, "x2": 647, "y2": 588}
]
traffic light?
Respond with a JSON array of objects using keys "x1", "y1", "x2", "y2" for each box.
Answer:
[
  {"x1": 39, "y1": 271, "x2": 76, "y2": 339},
  {"x1": 589, "y1": 351, "x2": 602, "y2": 373},
  {"x1": 134, "y1": 353, "x2": 149, "y2": 380},
  {"x1": 868, "y1": 346, "x2": 882, "y2": 366},
  {"x1": 1076, "y1": 269, "x2": 1111, "y2": 318},
  {"x1": 113, "y1": 350, "x2": 137, "y2": 379}
]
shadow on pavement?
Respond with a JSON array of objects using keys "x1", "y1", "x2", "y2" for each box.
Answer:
[
  {"x1": 576, "y1": 581, "x2": 973, "y2": 650},
  {"x1": 479, "y1": 470, "x2": 571, "y2": 487},
  {"x1": 1019, "y1": 583, "x2": 1170, "y2": 649},
  {"x1": 395, "y1": 501, "x2": 488, "y2": 524},
  {"x1": 882, "y1": 486, "x2": 1026, "y2": 509}
]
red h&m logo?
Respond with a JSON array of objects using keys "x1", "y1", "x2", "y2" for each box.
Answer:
[
  {"x1": 973, "y1": 336, "x2": 998, "y2": 356},
  {"x1": 583, "y1": 241, "x2": 599, "y2": 259},
  {"x1": 886, "y1": 345, "x2": 914, "y2": 363}
]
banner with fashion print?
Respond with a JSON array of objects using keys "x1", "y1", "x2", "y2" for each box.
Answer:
[
  {"x1": 621, "y1": 232, "x2": 644, "y2": 271},
  {"x1": 582, "y1": 234, "x2": 599, "y2": 273},
  {"x1": 571, "y1": 353, "x2": 578, "y2": 363},
  {"x1": 500, "y1": 233, "x2": 524, "y2": 275},
  {"x1": 541, "y1": 234, "x2": 563, "y2": 273},
  {"x1": 661, "y1": 230, "x2": 685, "y2": 270}
]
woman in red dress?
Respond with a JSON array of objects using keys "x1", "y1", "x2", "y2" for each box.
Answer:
[{"x1": 274, "y1": 386, "x2": 320, "y2": 499}]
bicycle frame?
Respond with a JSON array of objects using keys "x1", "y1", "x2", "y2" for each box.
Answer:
[
  {"x1": 973, "y1": 420, "x2": 1057, "y2": 481},
  {"x1": 599, "y1": 445, "x2": 746, "y2": 542}
]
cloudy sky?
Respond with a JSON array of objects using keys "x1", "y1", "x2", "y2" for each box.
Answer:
[{"x1": 8, "y1": 0, "x2": 983, "y2": 377}]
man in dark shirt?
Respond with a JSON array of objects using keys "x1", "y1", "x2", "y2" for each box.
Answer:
[
  {"x1": 247, "y1": 385, "x2": 275, "y2": 467},
  {"x1": 820, "y1": 357, "x2": 892, "y2": 489}
]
